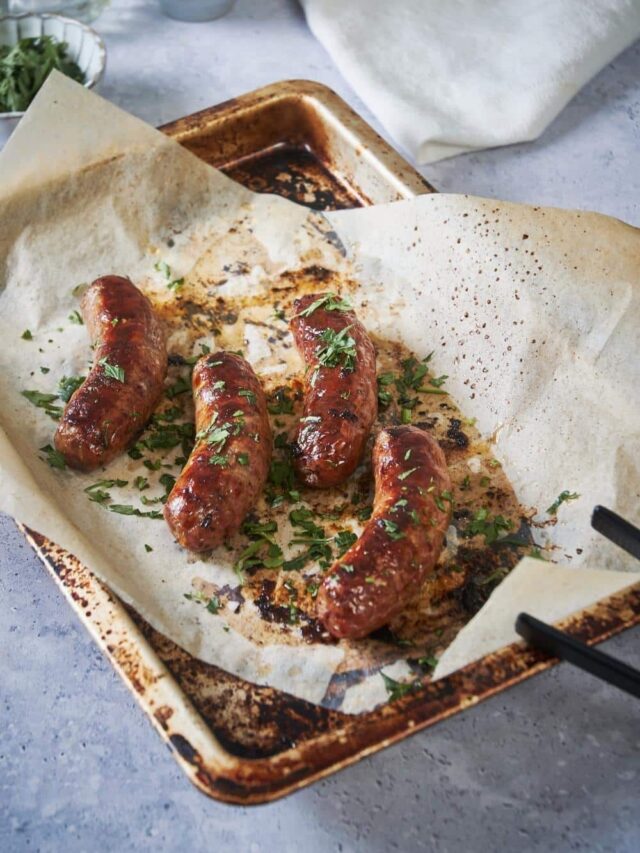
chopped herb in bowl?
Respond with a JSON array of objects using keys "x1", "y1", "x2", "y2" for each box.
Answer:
[{"x1": 0, "y1": 36, "x2": 85, "y2": 114}]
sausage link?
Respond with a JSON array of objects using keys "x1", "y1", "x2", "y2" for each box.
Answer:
[
  {"x1": 290, "y1": 292, "x2": 377, "y2": 488},
  {"x1": 54, "y1": 276, "x2": 167, "y2": 471},
  {"x1": 317, "y1": 426, "x2": 452, "y2": 639},
  {"x1": 164, "y1": 352, "x2": 272, "y2": 552}
]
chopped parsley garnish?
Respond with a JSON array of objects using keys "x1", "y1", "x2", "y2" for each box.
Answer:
[
  {"x1": 334, "y1": 530, "x2": 357, "y2": 556},
  {"x1": 159, "y1": 473, "x2": 176, "y2": 496},
  {"x1": 144, "y1": 544, "x2": 153, "y2": 553},
  {"x1": 206, "y1": 595, "x2": 222, "y2": 614},
  {"x1": 57, "y1": 375, "x2": 85, "y2": 402},
  {"x1": 21, "y1": 329, "x2": 32, "y2": 340},
  {"x1": 267, "y1": 386, "x2": 294, "y2": 415},
  {"x1": 341, "y1": 563, "x2": 355, "y2": 574},
  {"x1": 398, "y1": 466, "x2": 418, "y2": 481},
  {"x1": 184, "y1": 590, "x2": 222, "y2": 614},
  {"x1": 417, "y1": 654, "x2": 439, "y2": 671},
  {"x1": 165, "y1": 376, "x2": 190, "y2": 398},
  {"x1": 21, "y1": 389, "x2": 62, "y2": 420},
  {"x1": 463, "y1": 508, "x2": 513, "y2": 544},
  {"x1": 238, "y1": 389, "x2": 256, "y2": 405},
  {"x1": 381, "y1": 672, "x2": 420, "y2": 702},
  {"x1": 212, "y1": 380, "x2": 226, "y2": 392},
  {"x1": 210, "y1": 454, "x2": 228, "y2": 466},
  {"x1": 167, "y1": 278, "x2": 184, "y2": 292},
  {"x1": 234, "y1": 519, "x2": 284, "y2": 581},
  {"x1": 391, "y1": 498, "x2": 408, "y2": 513},
  {"x1": 316, "y1": 325, "x2": 357, "y2": 371},
  {"x1": 377, "y1": 384, "x2": 393, "y2": 407},
  {"x1": 99, "y1": 358, "x2": 125, "y2": 383},
  {"x1": 284, "y1": 507, "x2": 333, "y2": 571},
  {"x1": 404, "y1": 449, "x2": 412, "y2": 461},
  {"x1": 39, "y1": 444, "x2": 65, "y2": 469},
  {"x1": 297, "y1": 292, "x2": 352, "y2": 317},
  {"x1": 84, "y1": 478, "x2": 127, "y2": 505},
  {"x1": 133, "y1": 476, "x2": 149, "y2": 491},
  {"x1": 154, "y1": 260, "x2": 171, "y2": 278},
  {"x1": 546, "y1": 490, "x2": 580, "y2": 515},
  {"x1": 68, "y1": 310, "x2": 83, "y2": 325},
  {"x1": 379, "y1": 518, "x2": 405, "y2": 540},
  {"x1": 357, "y1": 505, "x2": 373, "y2": 522},
  {"x1": 237, "y1": 453, "x2": 249, "y2": 466},
  {"x1": 429, "y1": 374, "x2": 448, "y2": 388},
  {"x1": 108, "y1": 504, "x2": 163, "y2": 520}
]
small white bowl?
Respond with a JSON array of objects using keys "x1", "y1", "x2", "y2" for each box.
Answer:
[{"x1": 0, "y1": 13, "x2": 106, "y2": 145}]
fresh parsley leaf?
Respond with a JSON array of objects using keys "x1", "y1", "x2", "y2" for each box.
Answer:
[
  {"x1": 238, "y1": 389, "x2": 256, "y2": 405},
  {"x1": 21, "y1": 389, "x2": 63, "y2": 420},
  {"x1": 316, "y1": 325, "x2": 357, "y2": 371},
  {"x1": 237, "y1": 452, "x2": 249, "y2": 466},
  {"x1": 210, "y1": 454, "x2": 228, "y2": 466},
  {"x1": 379, "y1": 519, "x2": 405, "y2": 540},
  {"x1": 546, "y1": 490, "x2": 580, "y2": 516},
  {"x1": 334, "y1": 530, "x2": 357, "y2": 556},
  {"x1": 108, "y1": 504, "x2": 163, "y2": 520},
  {"x1": 68, "y1": 310, "x2": 83, "y2": 325},
  {"x1": 398, "y1": 466, "x2": 418, "y2": 481},
  {"x1": 463, "y1": 508, "x2": 513, "y2": 544},
  {"x1": 429, "y1": 375, "x2": 448, "y2": 388},
  {"x1": 165, "y1": 376, "x2": 190, "y2": 398},
  {"x1": 57, "y1": 375, "x2": 85, "y2": 402},
  {"x1": 297, "y1": 292, "x2": 352, "y2": 317},
  {"x1": 267, "y1": 386, "x2": 294, "y2": 415},
  {"x1": 154, "y1": 260, "x2": 171, "y2": 279},
  {"x1": 39, "y1": 444, "x2": 65, "y2": 470},
  {"x1": 21, "y1": 329, "x2": 32, "y2": 340},
  {"x1": 381, "y1": 672, "x2": 420, "y2": 702},
  {"x1": 99, "y1": 358, "x2": 125, "y2": 383}
]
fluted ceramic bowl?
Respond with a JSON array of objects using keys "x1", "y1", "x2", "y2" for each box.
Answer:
[{"x1": 0, "y1": 13, "x2": 106, "y2": 145}]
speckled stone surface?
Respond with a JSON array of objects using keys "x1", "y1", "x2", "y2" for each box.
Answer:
[{"x1": 1, "y1": 2, "x2": 639, "y2": 851}]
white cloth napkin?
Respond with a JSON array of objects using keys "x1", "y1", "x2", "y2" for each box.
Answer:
[{"x1": 302, "y1": 0, "x2": 640, "y2": 163}]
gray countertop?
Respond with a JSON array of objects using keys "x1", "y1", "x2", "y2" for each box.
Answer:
[{"x1": 1, "y1": 2, "x2": 639, "y2": 851}]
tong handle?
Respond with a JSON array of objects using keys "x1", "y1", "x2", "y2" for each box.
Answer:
[{"x1": 516, "y1": 612, "x2": 640, "y2": 699}]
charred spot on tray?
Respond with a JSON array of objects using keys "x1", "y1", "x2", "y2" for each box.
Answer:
[
  {"x1": 255, "y1": 579, "x2": 293, "y2": 626},
  {"x1": 169, "y1": 734, "x2": 200, "y2": 765},
  {"x1": 445, "y1": 418, "x2": 469, "y2": 449},
  {"x1": 454, "y1": 545, "x2": 520, "y2": 616},
  {"x1": 222, "y1": 261, "x2": 250, "y2": 276},
  {"x1": 300, "y1": 616, "x2": 333, "y2": 644}
]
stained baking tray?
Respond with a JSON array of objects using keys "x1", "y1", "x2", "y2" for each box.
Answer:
[{"x1": 17, "y1": 80, "x2": 640, "y2": 804}]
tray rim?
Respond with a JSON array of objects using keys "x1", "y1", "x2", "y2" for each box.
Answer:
[{"x1": 17, "y1": 78, "x2": 640, "y2": 805}]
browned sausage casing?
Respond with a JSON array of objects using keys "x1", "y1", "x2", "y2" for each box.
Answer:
[
  {"x1": 290, "y1": 293, "x2": 377, "y2": 488},
  {"x1": 164, "y1": 352, "x2": 272, "y2": 552},
  {"x1": 54, "y1": 276, "x2": 167, "y2": 471},
  {"x1": 317, "y1": 426, "x2": 452, "y2": 639}
]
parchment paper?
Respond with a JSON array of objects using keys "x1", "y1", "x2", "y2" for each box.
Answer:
[{"x1": 0, "y1": 73, "x2": 638, "y2": 712}]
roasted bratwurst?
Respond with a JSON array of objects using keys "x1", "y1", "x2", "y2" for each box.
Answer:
[
  {"x1": 317, "y1": 426, "x2": 452, "y2": 639},
  {"x1": 54, "y1": 275, "x2": 167, "y2": 471},
  {"x1": 164, "y1": 352, "x2": 272, "y2": 552},
  {"x1": 290, "y1": 292, "x2": 377, "y2": 488}
]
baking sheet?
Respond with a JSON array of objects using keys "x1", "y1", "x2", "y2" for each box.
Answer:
[{"x1": 0, "y1": 73, "x2": 638, "y2": 713}]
